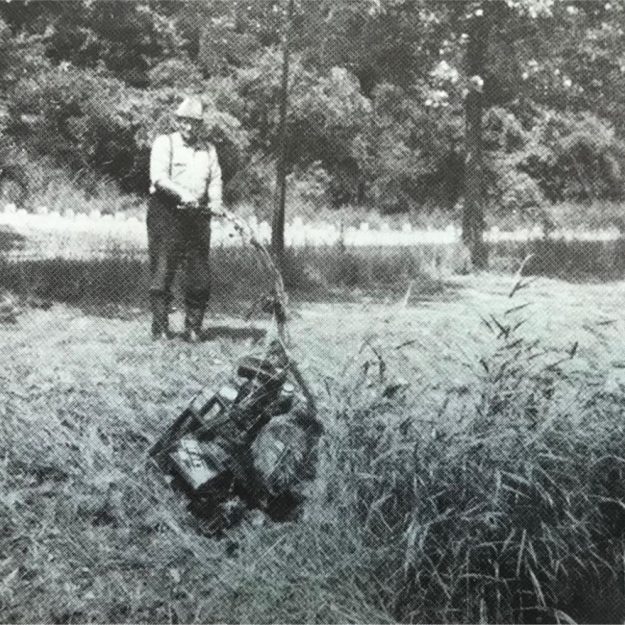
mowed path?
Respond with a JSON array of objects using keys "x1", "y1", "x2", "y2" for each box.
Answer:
[
  {"x1": 295, "y1": 273, "x2": 625, "y2": 394},
  {"x1": 1, "y1": 272, "x2": 624, "y2": 427}
]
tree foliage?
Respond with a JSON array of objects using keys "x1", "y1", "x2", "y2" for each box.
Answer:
[{"x1": 0, "y1": 0, "x2": 624, "y2": 216}]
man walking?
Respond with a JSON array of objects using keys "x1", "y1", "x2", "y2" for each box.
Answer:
[{"x1": 148, "y1": 96, "x2": 222, "y2": 342}]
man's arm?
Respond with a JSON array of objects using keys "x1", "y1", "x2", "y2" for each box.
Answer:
[
  {"x1": 150, "y1": 134, "x2": 196, "y2": 205},
  {"x1": 206, "y1": 145, "x2": 223, "y2": 213}
]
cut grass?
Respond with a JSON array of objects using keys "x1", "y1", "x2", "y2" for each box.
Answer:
[{"x1": 2, "y1": 273, "x2": 625, "y2": 622}]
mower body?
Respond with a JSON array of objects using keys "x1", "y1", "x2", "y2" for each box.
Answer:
[{"x1": 149, "y1": 348, "x2": 304, "y2": 517}]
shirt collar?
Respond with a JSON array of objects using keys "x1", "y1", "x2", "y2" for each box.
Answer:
[{"x1": 173, "y1": 131, "x2": 202, "y2": 151}]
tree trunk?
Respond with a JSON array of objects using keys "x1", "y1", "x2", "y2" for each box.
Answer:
[
  {"x1": 271, "y1": 0, "x2": 294, "y2": 272},
  {"x1": 462, "y1": 3, "x2": 490, "y2": 270}
]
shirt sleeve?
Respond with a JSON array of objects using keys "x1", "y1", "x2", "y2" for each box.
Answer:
[
  {"x1": 149, "y1": 134, "x2": 171, "y2": 193},
  {"x1": 207, "y1": 145, "x2": 223, "y2": 210}
]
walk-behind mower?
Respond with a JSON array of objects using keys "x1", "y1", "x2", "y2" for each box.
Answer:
[{"x1": 149, "y1": 340, "x2": 322, "y2": 534}]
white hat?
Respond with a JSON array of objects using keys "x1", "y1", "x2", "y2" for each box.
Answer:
[{"x1": 175, "y1": 96, "x2": 204, "y2": 120}]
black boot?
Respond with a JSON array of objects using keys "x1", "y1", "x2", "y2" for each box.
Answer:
[
  {"x1": 184, "y1": 304, "x2": 205, "y2": 343},
  {"x1": 151, "y1": 294, "x2": 170, "y2": 340}
]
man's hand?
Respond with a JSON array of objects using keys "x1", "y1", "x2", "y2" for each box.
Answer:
[
  {"x1": 209, "y1": 205, "x2": 225, "y2": 218},
  {"x1": 177, "y1": 191, "x2": 200, "y2": 210}
]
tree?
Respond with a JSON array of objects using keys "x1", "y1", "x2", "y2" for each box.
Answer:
[
  {"x1": 436, "y1": 0, "x2": 558, "y2": 268},
  {"x1": 0, "y1": 15, "x2": 48, "y2": 95},
  {"x1": 0, "y1": 0, "x2": 184, "y2": 86},
  {"x1": 461, "y1": 3, "x2": 490, "y2": 268},
  {"x1": 3, "y1": 0, "x2": 625, "y2": 242},
  {"x1": 398, "y1": 0, "x2": 558, "y2": 269},
  {"x1": 271, "y1": 0, "x2": 295, "y2": 272}
]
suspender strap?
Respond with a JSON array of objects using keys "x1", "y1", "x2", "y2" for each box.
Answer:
[
  {"x1": 169, "y1": 134, "x2": 173, "y2": 179},
  {"x1": 203, "y1": 146, "x2": 211, "y2": 206}
]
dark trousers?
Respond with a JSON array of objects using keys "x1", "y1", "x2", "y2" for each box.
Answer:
[{"x1": 147, "y1": 192, "x2": 212, "y2": 311}]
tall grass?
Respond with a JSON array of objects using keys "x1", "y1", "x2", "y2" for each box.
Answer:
[
  {"x1": 317, "y1": 281, "x2": 625, "y2": 622},
  {"x1": 10, "y1": 156, "x2": 145, "y2": 217}
]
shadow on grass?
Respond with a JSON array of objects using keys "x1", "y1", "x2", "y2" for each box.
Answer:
[
  {"x1": 0, "y1": 226, "x2": 26, "y2": 254},
  {"x1": 4, "y1": 230, "x2": 625, "y2": 311},
  {"x1": 166, "y1": 326, "x2": 267, "y2": 343},
  {"x1": 0, "y1": 244, "x2": 462, "y2": 319},
  {"x1": 289, "y1": 279, "x2": 461, "y2": 307},
  {"x1": 491, "y1": 237, "x2": 625, "y2": 282},
  {"x1": 4, "y1": 237, "x2": 625, "y2": 325},
  {"x1": 202, "y1": 325, "x2": 267, "y2": 342}
]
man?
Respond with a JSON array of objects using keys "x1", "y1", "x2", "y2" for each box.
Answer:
[{"x1": 148, "y1": 96, "x2": 222, "y2": 342}]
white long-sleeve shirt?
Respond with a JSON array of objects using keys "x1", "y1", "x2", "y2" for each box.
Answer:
[{"x1": 149, "y1": 131, "x2": 222, "y2": 209}]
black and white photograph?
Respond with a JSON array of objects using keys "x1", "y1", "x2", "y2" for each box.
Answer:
[{"x1": 1, "y1": 0, "x2": 625, "y2": 622}]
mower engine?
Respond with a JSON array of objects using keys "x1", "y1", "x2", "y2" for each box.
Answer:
[{"x1": 149, "y1": 342, "x2": 318, "y2": 530}]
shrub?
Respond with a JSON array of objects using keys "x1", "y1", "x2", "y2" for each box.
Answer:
[
  {"x1": 288, "y1": 66, "x2": 371, "y2": 207},
  {"x1": 7, "y1": 66, "x2": 158, "y2": 192},
  {"x1": 287, "y1": 162, "x2": 333, "y2": 211},
  {"x1": 365, "y1": 82, "x2": 465, "y2": 214},
  {"x1": 483, "y1": 106, "x2": 529, "y2": 153},
  {"x1": 6, "y1": 66, "x2": 249, "y2": 196},
  {"x1": 223, "y1": 152, "x2": 275, "y2": 208},
  {"x1": 229, "y1": 52, "x2": 374, "y2": 207},
  {"x1": 519, "y1": 109, "x2": 625, "y2": 203},
  {"x1": 487, "y1": 167, "x2": 546, "y2": 227},
  {"x1": 147, "y1": 57, "x2": 204, "y2": 89}
]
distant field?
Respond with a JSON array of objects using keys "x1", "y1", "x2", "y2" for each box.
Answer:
[
  {"x1": 3, "y1": 207, "x2": 625, "y2": 321},
  {"x1": 2, "y1": 273, "x2": 625, "y2": 622}
]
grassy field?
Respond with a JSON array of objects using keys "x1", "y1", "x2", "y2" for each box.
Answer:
[{"x1": 2, "y1": 270, "x2": 625, "y2": 623}]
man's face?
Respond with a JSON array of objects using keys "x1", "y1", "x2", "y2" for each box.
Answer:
[{"x1": 177, "y1": 117, "x2": 203, "y2": 144}]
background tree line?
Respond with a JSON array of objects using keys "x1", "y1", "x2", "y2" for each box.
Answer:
[{"x1": 1, "y1": 1, "x2": 624, "y2": 246}]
